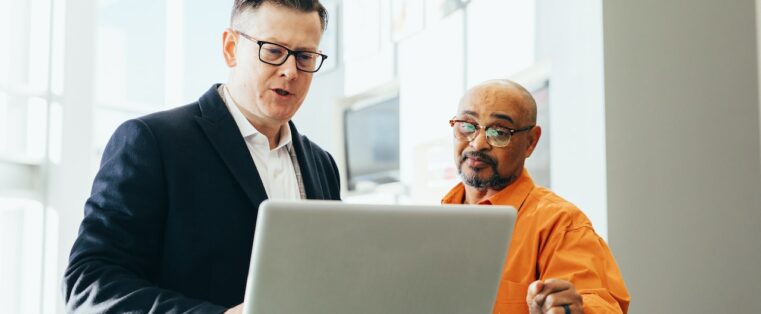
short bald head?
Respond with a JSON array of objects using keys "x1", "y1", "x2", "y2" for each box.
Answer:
[
  {"x1": 453, "y1": 79, "x2": 542, "y2": 191},
  {"x1": 457, "y1": 79, "x2": 537, "y2": 126}
]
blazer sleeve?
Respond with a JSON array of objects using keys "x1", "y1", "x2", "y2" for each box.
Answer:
[{"x1": 62, "y1": 119, "x2": 226, "y2": 314}]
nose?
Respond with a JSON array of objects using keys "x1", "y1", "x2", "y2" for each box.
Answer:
[
  {"x1": 469, "y1": 128, "x2": 491, "y2": 151},
  {"x1": 278, "y1": 54, "x2": 299, "y2": 80}
]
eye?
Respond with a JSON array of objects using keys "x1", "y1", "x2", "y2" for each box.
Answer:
[
  {"x1": 267, "y1": 48, "x2": 283, "y2": 55},
  {"x1": 458, "y1": 122, "x2": 477, "y2": 133},
  {"x1": 297, "y1": 53, "x2": 316, "y2": 62},
  {"x1": 261, "y1": 45, "x2": 285, "y2": 58},
  {"x1": 486, "y1": 127, "x2": 509, "y2": 138}
]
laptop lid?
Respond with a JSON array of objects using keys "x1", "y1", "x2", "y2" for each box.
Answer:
[{"x1": 243, "y1": 200, "x2": 516, "y2": 314}]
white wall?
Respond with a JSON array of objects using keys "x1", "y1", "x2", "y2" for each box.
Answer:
[
  {"x1": 293, "y1": 0, "x2": 345, "y2": 159},
  {"x1": 293, "y1": 60, "x2": 345, "y2": 156},
  {"x1": 539, "y1": 0, "x2": 609, "y2": 239},
  {"x1": 603, "y1": 1, "x2": 761, "y2": 312},
  {"x1": 398, "y1": 11, "x2": 465, "y2": 191}
]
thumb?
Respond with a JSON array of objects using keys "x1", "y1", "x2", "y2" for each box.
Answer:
[
  {"x1": 526, "y1": 280, "x2": 544, "y2": 313},
  {"x1": 527, "y1": 280, "x2": 544, "y2": 298}
]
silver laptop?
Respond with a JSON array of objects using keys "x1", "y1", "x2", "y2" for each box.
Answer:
[{"x1": 242, "y1": 200, "x2": 516, "y2": 314}]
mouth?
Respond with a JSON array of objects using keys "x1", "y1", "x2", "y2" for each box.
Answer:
[
  {"x1": 461, "y1": 152, "x2": 495, "y2": 169},
  {"x1": 465, "y1": 157, "x2": 489, "y2": 168},
  {"x1": 272, "y1": 88, "x2": 292, "y2": 97}
]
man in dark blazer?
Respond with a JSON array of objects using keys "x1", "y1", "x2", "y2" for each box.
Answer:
[{"x1": 63, "y1": 1, "x2": 339, "y2": 313}]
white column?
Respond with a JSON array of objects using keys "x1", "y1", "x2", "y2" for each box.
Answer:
[{"x1": 47, "y1": 0, "x2": 97, "y2": 312}]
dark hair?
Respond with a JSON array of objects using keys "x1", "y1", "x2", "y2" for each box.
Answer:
[{"x1": 231, "y1": 0, "x2": 328, "y2": 31}]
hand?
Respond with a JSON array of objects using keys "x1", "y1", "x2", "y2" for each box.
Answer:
[
  {"x1": 526, "y1": 279, "x2": 583, "y2": 313},
  {"x1": 224, "y1": 303, "x2": 243, "y2": 314}
]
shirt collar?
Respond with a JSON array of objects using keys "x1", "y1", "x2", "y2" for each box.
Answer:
[
  {"x1": 441, "y1": 168, "x2": 536, "y2": 211},
  {"x1": 222, "y1": 85, "x2": 293, "y2": 150}
]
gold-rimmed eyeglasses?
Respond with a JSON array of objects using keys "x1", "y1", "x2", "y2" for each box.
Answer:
[{"x1": 449, "y1": 118, "x2": 534, "y2": 147}]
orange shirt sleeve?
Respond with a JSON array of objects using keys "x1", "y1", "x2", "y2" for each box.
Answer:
[{"x1": 537, "y1": 223, "x2": 630, "y2": 313}]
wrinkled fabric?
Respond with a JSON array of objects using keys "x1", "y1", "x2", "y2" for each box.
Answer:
[{"x1": 442, "y1": 169, "x2": 630, "y2": 314}]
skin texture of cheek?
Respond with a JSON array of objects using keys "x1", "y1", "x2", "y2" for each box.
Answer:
[
  {"x1": 495, "y1": 154, "x2": 520, "y2": 182},
  {"x1": 229, "y1": 65, "x2": 265, "y2": 117}
]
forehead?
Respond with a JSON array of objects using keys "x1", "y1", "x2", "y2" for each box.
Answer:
[
  {"x1": 457, "y1": 86, "x2": 528, "y2": 123},
  {"x1": 238, "y1": 3, "x2": 323, "y2": 50}
]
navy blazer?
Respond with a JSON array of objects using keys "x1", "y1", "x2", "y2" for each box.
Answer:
[{"x1": 63, "y1": 85, "x2": 341, "y2": 313}]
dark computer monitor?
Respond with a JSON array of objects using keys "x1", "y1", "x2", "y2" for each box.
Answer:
[{"x1": 343, "y1": 96, "x2": 400, "y2": 190}]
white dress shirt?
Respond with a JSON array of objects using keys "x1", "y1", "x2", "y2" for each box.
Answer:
[{"x1": 222, "y1": 86, "x2": 301, "y2": 200}]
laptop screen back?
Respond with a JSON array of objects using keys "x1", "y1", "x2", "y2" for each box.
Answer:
[{"x1": 243, "y1": 200, "x2": 516, "y2": 314}]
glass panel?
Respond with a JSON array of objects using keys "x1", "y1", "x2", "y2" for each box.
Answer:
[
  {"x1": 3, "y1": 96, "x2": 29, "y2": 158},
  {"x1": 27, "y1": 0, "x2": 52, "y2": 92},
  {"x1": 0, "y1": 92, "x2": 7, "y2": 156},
  {"x1": 42, "y1": 207, "x2": 60, "y2": 314},
  {"x1": 0, "y1": 0, "x2": 11, "y2": 87},
  {"x1": 3, "y1": 0, "x2": 30, "y2": 89},
  {"x1": 0, "y1": 96, "x2": 47, "y2": 161},
  {"x1": 48, "y1": 101, "x2": 63, "y2": 165},
  {"x1": 26, "y1": 97, "x2": 47, "y2": 160},
  {"x1": 95, "y1": 0, "x2": 166, "y2": 110},
  {"x1": 50, "y1": 0, "x2": 67, "y2": 96},
  {"x1": 0, "y1": 199, "x2": 44, "y2": 314},
  {"x1": 17, "y1": 201, "x2": 43, "y2": 313}
]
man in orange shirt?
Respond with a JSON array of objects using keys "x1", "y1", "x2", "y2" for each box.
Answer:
[{"x1": 442, "y1": 80, "x2": 630, "y2": 314}]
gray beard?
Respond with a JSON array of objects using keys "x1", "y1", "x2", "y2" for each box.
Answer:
[{"x1": 458, "y1": 163, "x2": 513, "y2": 190}]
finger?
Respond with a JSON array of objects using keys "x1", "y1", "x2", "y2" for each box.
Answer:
[
  {"x1": 527, "y1": 280, "x2": 544, "y2": 299},
  {"x1": 546, "y1": 303, "x2": 582, "y2": 314},
  {"x1": 545, "y1": 306, "x2": 569, "y2": 314},
  {"x1": 526, "y1": 281, "x2": 544, "y2": 313},
  {"x1": 542, "y1": 278, "x2": 573, "y2": 293},
  {"x1": 535, "y1": 279, "x2": 572, "y2": 303},
  {"x1": 542, "y1": 291, "x2": 578, "y2": 313}
]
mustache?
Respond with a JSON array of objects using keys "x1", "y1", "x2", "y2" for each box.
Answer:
[{"x1": 460, "y1": 151, "x2": 497, "y2": 166}]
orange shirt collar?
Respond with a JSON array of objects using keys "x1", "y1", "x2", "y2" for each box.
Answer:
[{"x1": 441, "y1": 168, "x2": 536, "y2": 211}]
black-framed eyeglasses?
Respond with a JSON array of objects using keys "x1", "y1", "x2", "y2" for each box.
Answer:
[
  {"x1": 449, "y1": 118, "x2": 534, "y2": 147},
  {"x1": 236, "y1": 30, "x2": 328, "y2": 73}
]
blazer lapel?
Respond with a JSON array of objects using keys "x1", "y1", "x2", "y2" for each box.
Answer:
[
  {"x1": 289, "y1": 121, "x2": 323, "y2": 199},
  {"x1": 194, "y1": 85, "x2": 268, "y2": 208}
]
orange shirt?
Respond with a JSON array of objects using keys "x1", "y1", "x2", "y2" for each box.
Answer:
[{"x1": 442, "y1": 169, "x2": 630, "y2": 314}]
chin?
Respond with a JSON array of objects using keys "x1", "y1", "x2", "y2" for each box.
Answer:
[
  {"x1": 460, "y1": 168, "x2": 483, "y2": 182},
  {"x1": 464, "y1": 165, "x2": 489, "y2": 175},
  {"x1": 263, "y1": 104, "x2": 297, "y2": 119},
  {"x1": 264, "y1": 112, "x2": 292, "y2": 122}
]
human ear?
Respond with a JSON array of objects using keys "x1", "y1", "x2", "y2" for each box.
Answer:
[
  {"x1": 222, "y1": 28, "x2": 238, "y2": 67},
  {"x1": 524, "y1": 125, "x2": 542, "y2": 158}
]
